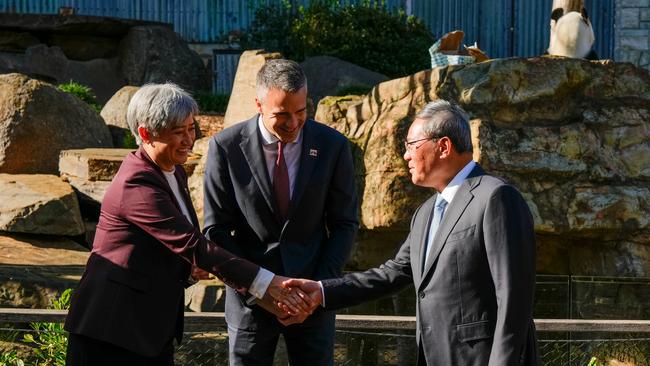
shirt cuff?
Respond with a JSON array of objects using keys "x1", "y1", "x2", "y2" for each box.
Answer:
[
  {"x1": 319, "y1": 281, "x2": 326, "y2": 308},
  {"x1": 248, "y1": 267, "x2": 274, "y2": 299}
]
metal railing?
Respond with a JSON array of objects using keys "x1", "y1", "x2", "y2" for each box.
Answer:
[{"x1": 1, "y1": 309, "x2": 650, "y2": 365}]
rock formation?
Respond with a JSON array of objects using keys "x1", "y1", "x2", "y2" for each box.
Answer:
[
  {"x1": 0, "y1": 73, "x2": 113, "y2": 174},
  {"x1": 316, "y1": 57, "x2": 650, "y2": 276}
]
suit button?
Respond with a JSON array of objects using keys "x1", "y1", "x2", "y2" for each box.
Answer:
[{"x1": 419, "y1": 291, "x2": 425, "y2": 299}]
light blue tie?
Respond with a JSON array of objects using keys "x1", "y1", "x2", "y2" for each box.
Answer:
[{"x1": 423, "y1": 195, "x2": 448, "y2": 271}]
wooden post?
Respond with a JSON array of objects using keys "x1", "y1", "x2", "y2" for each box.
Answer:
[{"x1": 552, "y1": 0, "x2": 584, "y2": 13}]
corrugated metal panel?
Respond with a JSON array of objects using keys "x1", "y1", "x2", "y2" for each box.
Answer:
[
  {"x1": 515, "y1": 0, "x2": 615, "y2": 58},
  {"x1": 0, "y1": 0, "x2": 615, "y2": 58},
  {"x1": 213, "y1": 49, "x2": 241, "y2": 94}
]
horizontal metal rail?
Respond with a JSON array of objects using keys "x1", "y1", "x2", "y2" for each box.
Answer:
[{"x1": 2, "y1": 308, "x2": 650, "y2": 333}]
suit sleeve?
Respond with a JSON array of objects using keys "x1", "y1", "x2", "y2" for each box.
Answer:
[
  {"x1": 202, "y1": 137, "x2": 243, "y2": 257},
  {"x1": 314, "y1": 138, "x2": 360, "y2": 280},
  {"x1": 483, "y1": 185, "x2": 536, "y2": 366},
  {"x1": 320, "y1": 204, "x2": 423, "y2": 310},
  {"x1": 121, "y1": 171, "x2": 259, "y2": 293}
]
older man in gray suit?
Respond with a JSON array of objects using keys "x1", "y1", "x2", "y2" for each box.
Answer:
[{"x1": 284, "y1": 100, "x2": 539, "y2": 365}]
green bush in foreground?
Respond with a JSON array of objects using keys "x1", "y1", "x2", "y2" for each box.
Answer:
[
  {"x1": 58, "y1": 81, "x2": 102, "y2": 113},
  {"x1": 22, "y1": 289, "x2": 72, "y2": 366}
]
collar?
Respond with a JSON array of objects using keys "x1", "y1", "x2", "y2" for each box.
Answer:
[
  {"x1": 439, "y1": 160, "x2": 476, "y2": 204},
  {"x1": 257, "y1": 115, "x2": 303, "y2": 146}
]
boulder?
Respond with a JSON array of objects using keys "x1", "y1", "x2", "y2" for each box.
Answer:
[
  {"x1": 0, "y1": 233, "x2": 89, "y2": 308},
  {"x1": 316, "y1": 57, "x2": 650, "y2": 277},
  {"x1": 0, "y1": 14, "x2": 206, "y2": 103},
  {"x1": 187, "y1": 137, "x2": 212, "y2": 228},
  {"x1": 100, "y1": 86, "x2": 140, "y2": 146},
  {"x1": 223, "y1": 50, "x2": 282, "y2": 128},
  {"x1": 0, "y1": 73, "x2": 113, "y2": 174},
  {"x1": 300, "y1": 55, "x2": 389, "y2": 104},
  {"x1": 59, "y1": 148, "x2": 200, "y2": 205},
  {"x1": 0, "y1": 174, "x2": 84, "y2": 236},
  {"x1": 118, "y1": 25, "x2": 210, "y2": 93}
]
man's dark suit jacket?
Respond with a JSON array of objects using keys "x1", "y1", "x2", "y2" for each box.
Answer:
[
  {"x1": 322, "y1": 165, "x2": 539, "y2": 366},
  {"x1": 64, "y1": 148, "x2": 259, "y2": 357},
  {"x1": 203, "y1": 116, "x2": 358, "y2": 328}
]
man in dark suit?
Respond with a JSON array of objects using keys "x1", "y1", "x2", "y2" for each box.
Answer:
[
  {"x1": 203, "y1": 59, "x2": 358, "y2": 365},
  {"x1": 284, "y1": 100, "x2": 539, "y2": 365}
]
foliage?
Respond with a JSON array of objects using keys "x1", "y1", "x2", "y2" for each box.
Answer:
[
  {"x1": 243, "y1": 0, "x2": 435, "y2": 77},
  {"x1": 22, "y1": 289, "x2": 72, "y2": 366},
  {"x1": 195, "y1": 91, "x2": 230, "y2": 113},
  {"x1": 0, "y1": 350, "x2": 24, "y2": 366},
  {"x1": 58, "y1": 81, "x2": 102, "y2": 113},
  {"x1": 121, "y1": 131, "x2": 138, "y2": 149}
]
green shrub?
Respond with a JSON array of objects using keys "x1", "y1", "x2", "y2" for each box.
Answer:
[
  {"x1": 22, "y1": 289, "x2": 72, "y2": 366},
  {"x1": 0, "y1": 350, "x2": 24, "y2": 366},
  {"x1": 58, "y1": 81, "x2": 102, "y2": 113},
  {"x1": 195, "y1": 91, "x2": 230, "y2": 113},
  {"x1": 243, "y1": 0, "x2": 435, "y2": 77}
]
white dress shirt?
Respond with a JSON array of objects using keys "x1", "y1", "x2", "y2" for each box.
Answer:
[{"x1": 257, "y1": 115, "x2": 303, "y2": 198}]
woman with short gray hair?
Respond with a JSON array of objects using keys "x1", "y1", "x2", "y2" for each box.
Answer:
[{"x1": 64, "y1": 83, "x2": 305, "y2": 365}]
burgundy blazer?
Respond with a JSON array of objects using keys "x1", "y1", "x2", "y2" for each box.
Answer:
[{"x1": 64, "y1": 148, "x2": 259, "y2": 357}]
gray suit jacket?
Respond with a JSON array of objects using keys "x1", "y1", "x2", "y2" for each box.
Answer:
[
  {"x1": 203, "y1": 116, "x2": 358, "y2": 328},
  {"x1": 322, "y1": 165, "x2": 538, "y2": 366}
]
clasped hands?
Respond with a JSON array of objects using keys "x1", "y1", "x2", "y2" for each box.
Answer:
[{"x1": 259, "y1": 276, "x2": 323, "y2": 326}]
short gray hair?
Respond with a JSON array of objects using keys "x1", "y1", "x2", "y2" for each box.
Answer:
[
  {"x1": 256, "y1": 59, "x2": 307, "y2": 101},
  {"x1": 416, "y1": 100, "x2": 473, "y2": 153},
  {"x1": 126, "y1": 83, "x2": 198, "y2": 145}
]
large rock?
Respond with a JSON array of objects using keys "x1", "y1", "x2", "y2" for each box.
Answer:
[
  {"x1": 59, "y1": 148, "x2": 200, "y2": 205},
  {"x1": 0, "y1": 14, "x2": 207, "y2": 103},
  {"x1": 100, "y1": 86, "x2": 140, "y2": 146},
  {"x1": 0, "y1": 174, "x2": 84, "y2": 236},
  {"x1": 316, "y1": 57, "x2": 650, "y2": 276},
  {"x1": 119, "y1": 25, "x2": 210, "y2": 93},
  {"x1": 0, "y1": 73, "x2": 113, "y2": 174},
  {"x1": 223, "y1": 50, "x2": 282, "y2": 128},
  {"x1": 0, "y1": 233, "x2": 89, "y2": 308},
  {"x1": 300, "y1": 56, "x2": 389, "y2": 104}
]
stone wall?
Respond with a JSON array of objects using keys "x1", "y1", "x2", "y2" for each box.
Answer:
[
  {"x1": 616, "y1": 0, "x2": 650, "y2": 70},
  {"x1": 316, "y1": 57, "x2": 650, "y2": 277}
]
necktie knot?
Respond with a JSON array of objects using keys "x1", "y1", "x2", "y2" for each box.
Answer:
[{"x1": 436, "y1": 197, "x2": 448, "y2": 212}]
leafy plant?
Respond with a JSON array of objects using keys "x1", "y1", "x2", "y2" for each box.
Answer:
[
  {"x1": 22, "y1": 289, "x2": 72, "y2": 366},
  {"x1": 58, "y1": 81, "x2": 102, "y2": 113},
  {"x1": 243, "y1": 0, "x2": 435, "y2": 77},
  {"x1": 195, "y1": 91, "x2": 230, "y2": 113},
  {"x1": 0, "y1": 350, "x2": 24, "y2": 366},
  {"x1": 121, "y1": 131, "x2": 138, "y2": 149}
]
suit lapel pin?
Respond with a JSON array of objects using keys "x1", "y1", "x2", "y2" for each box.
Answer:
[{"x1": 309, "y1": 149, "x2": 318, "y2": 157}]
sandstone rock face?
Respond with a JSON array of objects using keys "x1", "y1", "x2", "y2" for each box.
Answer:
[
  {"x1": 0, "y1": 233, "x2": 88, "y2": 308},
  {"x1": 0, "y1": 73, "x2": 113, "y2": 174},
  {"x1": 100, "y1": 86, "x2": 140, "y2": 146},
  {"x1": 0, "y1": 14, "x2": 208, "y2": 103},
  {"x1": 59, "y1": 148, "x2": 200, "y2": 205},
  {"x1": 188, "y1": 137, "x2": 212, "y2": 229},
  {"x1": 316, "y1": 57, "x2": 650, "y2": 276},
  {"x1": 301, "y1": 56, "x2": 389, "y2": 104},
  {"x1": 101, "y1": 85, "x2": 140, "y2": 130},
  {"x1": 119, "y1": 26, "x2": 210, "y2": 93},
  {"x1": 0, "y1": 174, "x2": 84, "y2": 236},
  {"x1": 224, "y1": 50, "x2": 282, "y2": 128}
]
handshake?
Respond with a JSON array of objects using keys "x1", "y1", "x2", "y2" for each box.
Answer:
[{"x1": 260, "y1": 276, "x2": 323, "y2": 326}]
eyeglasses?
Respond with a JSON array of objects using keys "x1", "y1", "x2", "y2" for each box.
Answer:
[{"x1": 403, "y1": 137, "x2": 439, "y2": 153}]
